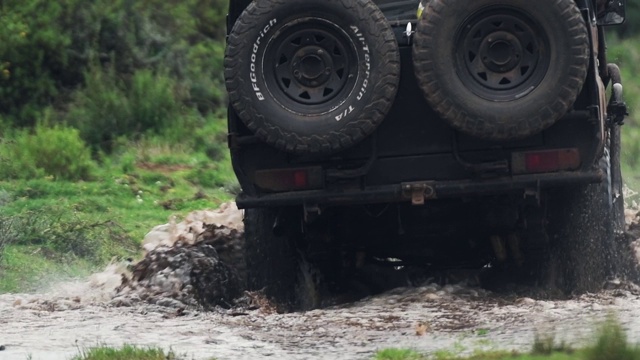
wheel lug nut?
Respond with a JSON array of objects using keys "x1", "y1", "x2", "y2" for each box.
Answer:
[{"x1": 294, "y1": 70, "x2": 301, "y2": 78}]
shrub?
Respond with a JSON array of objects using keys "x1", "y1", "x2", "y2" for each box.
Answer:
[
  {"x1": 0, "y1": 119, "x2": 96, "y2": 180},
  {"x1": 184, "y1": 39, "x2": 227, "y2": 113},
  {"x1": 0, "y1": 1, "x2": 67, "y2": 125},
  {"x1": 0, "y1": 0, "x2": 229, "y2": 127},
  {"x1": 0, "y1": 206, "x2": 134, "y2": 261},
  {"x1": 66, "y1": 67, "x2": 182, "y2": 151},
  {"x1": 157, "y1": 111, "x2": 229, "y2": 161}
]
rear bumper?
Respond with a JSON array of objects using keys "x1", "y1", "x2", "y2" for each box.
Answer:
[{"x1": 236, "y1": 170, "x2": 603, "y2": 208}]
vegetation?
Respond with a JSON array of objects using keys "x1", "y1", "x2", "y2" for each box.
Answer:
[
  {"x1": 0, "y1": 0, "x2": 639, "y2": 292},
  {"x1": 0, "y1": 0, "x2": 235, "y2": 290},
  {"x1": 0, "y1": 133, "x2": 235, "y2": 291},
  {"x1": 0, "y1": 0, "x2": 227, "y2": 127},
  {"x1": 71, "y1": 345, "x2": 181, "y2": 360},
  {"x1": 377, "y1": 348, "x2": 427, "y2": 360},
  {"x1": 375, "y1": 317, "x2": 640, "y2": 360},
  {"x1": 608, "y1": 36, "x2": 640, "y2": 173}
]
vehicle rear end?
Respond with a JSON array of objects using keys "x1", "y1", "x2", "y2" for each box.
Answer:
[{"x1": 224, "y1": 0, "x2": 633, "y2": 308}]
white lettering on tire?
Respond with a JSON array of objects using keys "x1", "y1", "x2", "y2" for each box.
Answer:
[
  {"x1": 251, "y1": 19, "x2": 278, "y2": 101},
  {"x1": 335, "y1": 25, "x2": 371, "y2": 122},
  {"x1": 335, "y1": 106, "x2": 355, "y2": 122}
]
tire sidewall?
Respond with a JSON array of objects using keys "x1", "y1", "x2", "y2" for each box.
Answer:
[{"x1": 226, "y1": 0, "x2": 397, "y2": 140}]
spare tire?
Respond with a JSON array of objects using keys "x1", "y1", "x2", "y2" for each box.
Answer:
[
  {"x1": 225, "y1": 0, "x2": 400, "y2": 153},
  {"x1": 413, "y1": 0, "x2": 589, "y2": 140}
]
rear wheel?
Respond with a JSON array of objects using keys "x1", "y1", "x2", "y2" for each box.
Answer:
[
  {"x1": 545, "y1": 168, "x2": 612, "y2": 293},
  {"x1": 543, "y1": 139, "x2": 636, "y2": 293},
  {"x1": 244, "y1": 207, "x2": 323, "y2": 310}
]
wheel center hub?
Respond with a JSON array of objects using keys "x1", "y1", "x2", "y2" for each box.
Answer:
[
  {"x1": 300, "y1": 55, "x2": 325, "y2": 79},
  {"x1": 480, "y1": 31, "x2": 522, "y2": 73},
  {"x1": 292, "y1": 46, "x2": 333, "y2": 87},
  {"x1": 488, "y1": 41, "x2": 513, "y2": 65}
]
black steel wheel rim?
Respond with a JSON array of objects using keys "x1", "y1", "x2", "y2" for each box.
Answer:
[
  {"x1": 264, "y1": 18, "x2": 359, "y2": 114},
  {"x1": 455, "y1": 7, "x2": 550, "y2": 101}
]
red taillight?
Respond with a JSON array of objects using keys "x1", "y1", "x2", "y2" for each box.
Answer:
[
  {"x1": 254, "y1": 167, "x2": 323, "y2": 192},
  {"x1": 292, "y1": 170, "x2": 308, "y2": 188},
  {"x1": 512, "y1": 149, "x2": 581, "y2": 174},
  {"x1": 525, "y1": 152, "x2": 559, "y2": 173}
]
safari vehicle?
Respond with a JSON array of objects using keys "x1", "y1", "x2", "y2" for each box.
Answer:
[{"x1": 224, "y1": 0, "x2": 633, "y2": 308}]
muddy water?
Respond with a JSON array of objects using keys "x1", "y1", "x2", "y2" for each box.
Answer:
[
  {"x1": 2, "y1": 203, "x2": 640, "y2": 360},
  {"x1": 3, "y1": 280, "x2": 640, "y2": 360}
]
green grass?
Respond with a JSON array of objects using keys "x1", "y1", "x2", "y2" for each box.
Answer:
[
  {"x1": 0, "y1": 245, "x2": 94, "y2": 293},
  {"x1": 377, "y1": 349, "x2": 427, "y2": 360},
  {"x1": 0, "y1": 133, "x2": 236, "y2": 293},
  {"x1": 376, "y1": 349, "x2": 539, "y2": 360},
  {"x1": 377, "y1": 349, "x2": 592, "y2": 360},
  {"x1": 70, "y1": 345, "x2": 180, "y2": 360}
]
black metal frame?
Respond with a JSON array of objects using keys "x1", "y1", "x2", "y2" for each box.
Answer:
[{"x1": 236, "y1": 170, "x2": 603, "y2": 208}]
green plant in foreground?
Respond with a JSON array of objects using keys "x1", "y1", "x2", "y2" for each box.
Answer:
[
  {"x1": 376, "y1": 316, "x2": 640, "y2": 360},
  {"x1": 376, "y1": 348, "x2": 426, "y2": 360},
  {"x1": 584, "y1": 316, "x2": 640, "y2": 360},
  {"x1": 531, "y1": 334, "x2": 571, "y2": 356},
  {"x1": 71, "y1": 344, "x2": 179, "y2": 360}
]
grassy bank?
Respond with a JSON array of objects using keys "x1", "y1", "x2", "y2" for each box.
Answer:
[
  {"x1": 0, "y1": 0, "x2": 235, "y2": 292},
  {"x1": 0, "y1": 120, "x2": 235, "y2": 292}
]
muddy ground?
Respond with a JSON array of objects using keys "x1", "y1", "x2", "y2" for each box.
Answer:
[{"x1": 2, "y1": 203, "x2": 640, "y2": 360}]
